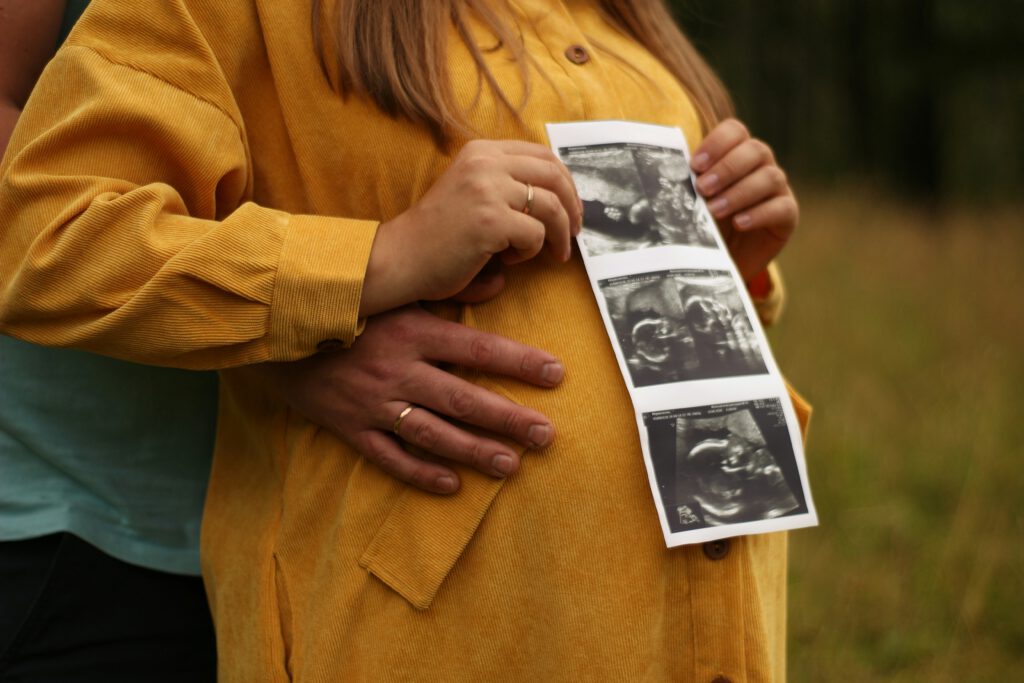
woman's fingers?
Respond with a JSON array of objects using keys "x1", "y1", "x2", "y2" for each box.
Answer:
[
  {"x1": 505, "y1": 154, "x2": 582, "y2": 235},
  {"x1": 492, "y1": 139, "x2": 562, "y2": 158},
  {"x1": 497, "y1": 152, "x2": 581, "y2": 264},
  {"x1": 687, "y1": 120, "x2": 798, "y2": 281},
  {"x1": 696, "y1": 137, "x2": 774, "y2": 198},
  {"x1": 705, "y1": 165, "x2": 790, "y2": 220},
  {"x1": 691, "y1": 118, "x2": 752, "y2": 173},
  {"x1": 499, "y1": 211, "x2": 546, "y2": 264},
  {"x1": 692, "y1": 121, "x2": 794, "y2": 239},
  {"x1": 469, "y1": 139, "x2": 580, "y2": 214},
  {"x1": 511, "y1": 182, "x2": 572, "y2": 260},
  {"x1": 449, "y1": 258, "x2": 506, "y2": 303},
  {"x1": 731, "y1": 194, "x2": 799, "y2": 239},
  {"x1": 516, "y1": 184, "x2": 573, "y2": 262}
]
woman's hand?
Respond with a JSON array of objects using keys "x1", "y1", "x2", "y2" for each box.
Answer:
[
  {"x1": 690, "y1": 119, "x2": 798, "y2": 281},
  {"x1": 253, "y1": 305, "x2": 564, "y2": 494},
  {"x1": 359, "y1": 139, "x2": 582, "y2": 317}
]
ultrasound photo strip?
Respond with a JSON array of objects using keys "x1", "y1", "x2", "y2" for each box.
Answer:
[
  {"x1": 599, "y1": 269, "x2": 768, "y2": 387},
  {"x1": 547, "y1": 120, "x2": 817, "y2": 546}
]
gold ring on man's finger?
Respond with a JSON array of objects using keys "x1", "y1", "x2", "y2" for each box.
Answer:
[
  {"x1": 392, "y1": 404, "x2": 416, "y2": 435},
  {"x1": 521, "y1": 182, "x2": 535, "y2": 215}
]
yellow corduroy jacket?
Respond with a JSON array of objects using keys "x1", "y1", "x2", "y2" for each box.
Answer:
[{"x1": 0, "y1": 1, "x2": 810, "y2": 681}]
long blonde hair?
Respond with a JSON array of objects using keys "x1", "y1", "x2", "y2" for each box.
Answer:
[{"x1": 312, "y1": 0, "x2": 733, "y2": 144}]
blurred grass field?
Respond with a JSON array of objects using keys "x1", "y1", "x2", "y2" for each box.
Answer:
[{"x1": 769, "y1": 190, "x2": 1024, "y2": 681}]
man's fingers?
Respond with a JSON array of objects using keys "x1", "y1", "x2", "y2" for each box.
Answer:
[
  {"x1": 403, "y1": 365, "x2": 556, "y2": 449},
  {"x1": 419, "y1": 319, "x2": 564, "y2": 388},
  {"x1": 359, "y1": 430, "x2": 460, "y2": 494},
  {"x1": 388, "y1": 401, "x2": 524, "y2": 477}
]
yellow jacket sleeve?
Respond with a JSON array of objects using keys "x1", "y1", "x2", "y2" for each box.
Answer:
[
  {"x1": 0, "y1": 43, "x2": 377, "y2": 369},
  {"x1": 751, "y1": 261, "x2": 786, "y2": 327}
]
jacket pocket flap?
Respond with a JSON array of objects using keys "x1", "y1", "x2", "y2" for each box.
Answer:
[{"x1": 358, "y1": 464, "x2": 508, "y2": 610}]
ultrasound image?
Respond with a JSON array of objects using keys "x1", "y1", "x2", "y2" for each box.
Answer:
[
  {"x1": 644, "y1": 399, "x2": 807, "y2": 532},
  {"x1": 560, "y1": 143, "x2": 717, "y2": 255}
]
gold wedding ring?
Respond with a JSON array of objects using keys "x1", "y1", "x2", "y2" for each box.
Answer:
[
  {"x1": 392, "y1": 404, "x2": 415, "y2": 435},
  {"x1": 521, "y1": 182, "x2": 535, "y2": 215}
]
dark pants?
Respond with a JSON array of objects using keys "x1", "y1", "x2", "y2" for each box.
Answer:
[{"x1": 0, "y1": 533, "x2": 216, "y2": 682}]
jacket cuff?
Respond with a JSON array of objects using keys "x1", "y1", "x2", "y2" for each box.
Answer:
[{"x1": 267, "y1": 212, "x2": 379, "y2": 359}]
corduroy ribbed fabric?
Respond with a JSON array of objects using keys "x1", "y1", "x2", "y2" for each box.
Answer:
[{"x1": 0, "y1": 1, "x2": 812, "y2": 681}]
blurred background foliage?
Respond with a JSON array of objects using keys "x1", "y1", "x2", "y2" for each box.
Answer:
[
  {"x1": 673, "y1": 0, "x2": 1024, "y2": 203},
  {"x1": 664, "y1": 1, "x2": 1024, "y2": 680}
]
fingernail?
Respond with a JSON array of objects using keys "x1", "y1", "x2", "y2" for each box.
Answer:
[
  {"x1": 528, "y1": 424, "x2": 553, "y2": 448},
  {"x1": 708, "y1": 197, "x2": 729, "y2": 216},
  {"x1": 436, "y1": 476, "x2": 457, "y2": 493},
  {"x1": 692, "y1": 152, "x2": 710, "y2": 171},
  {"x1": 541, "y1": 362, "x2": 564, "y2": 385},
  {"x1": 698, "y1": 173, "x2": 720, "y2": 194},
  {"x1": 492, "y1": 454, "x2": 515, "y2": 476},
  {"x1": 735, "y1": 213, "x2": 753, "y2": 230}
]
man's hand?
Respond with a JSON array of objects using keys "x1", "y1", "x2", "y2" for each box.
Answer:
[{"x1": 254, "y1": 305, "x2": 563, "y2": 494}]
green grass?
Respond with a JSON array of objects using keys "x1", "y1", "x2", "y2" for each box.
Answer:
[{"x1": 770, "y1": 190, "x2": 1024, "y2": 681}]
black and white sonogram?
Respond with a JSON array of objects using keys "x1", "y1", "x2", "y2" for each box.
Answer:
[
  {"x1": 559, "y1": 143, "x2": 717, "y2": 255},
  {"x1": 644, "y1": 399, "x2": 807, "y2": 532},
  {"x1": 599, "y1": 269, "x2": 767, "y2": 387}
]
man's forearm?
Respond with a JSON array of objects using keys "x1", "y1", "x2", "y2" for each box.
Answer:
[{"x1": 0, "y1": 100, "x2": 22, "y2": 158}]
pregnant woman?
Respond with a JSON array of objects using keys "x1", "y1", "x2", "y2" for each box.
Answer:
[{"x1": 0, "y1": 1, "x2": 809, "y2": 680}]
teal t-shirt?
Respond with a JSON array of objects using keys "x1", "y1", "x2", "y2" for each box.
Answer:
[
  {"x1": 0, "y1": 0, "x2": 215, "y2": 577},
  {"x1": 0, "y1": 336, "x2": 218, "y2": 575},
  {"x1": 58, "y1": 0, "x2": 91, "y2": 45}
]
